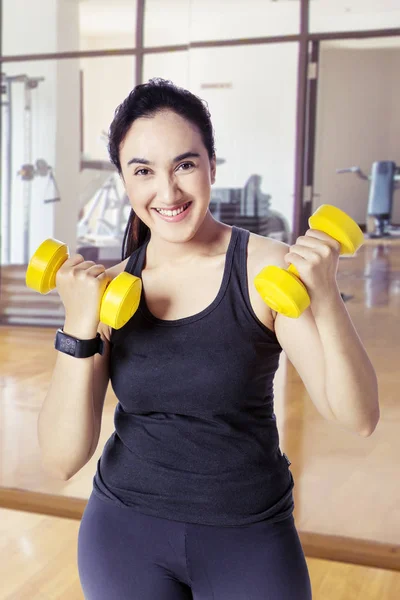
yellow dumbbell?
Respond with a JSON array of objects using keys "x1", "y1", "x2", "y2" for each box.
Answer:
[
  {"x1": 26, "y1": 238, "x2": 142, "y2": 329},
  {"x1": 254, "y1": 204, "x2": 364, "y2": 318}
]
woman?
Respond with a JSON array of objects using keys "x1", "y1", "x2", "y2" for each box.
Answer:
[{"x1": 38, "y1": 78, "x2": 379, "y2": 599}]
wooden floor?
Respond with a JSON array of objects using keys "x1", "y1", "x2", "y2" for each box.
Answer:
[{"x1": 0, "y1": 234, "x2": 400, "y2": 596}]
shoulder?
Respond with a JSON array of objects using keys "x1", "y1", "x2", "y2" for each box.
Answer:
[
  {"x1": 246, "y1": 230, "x2": 290, "y2": 273},
  {"x1": 243, "y1": 230, "x2": 290, "y2": 330},
  {"x1": 99, "y1": 256, "x2": 131, "y2": 341}
]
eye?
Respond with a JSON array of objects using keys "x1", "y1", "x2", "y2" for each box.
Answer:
[
  {"x1": 134, "y1": 168, "x2": 151, "y2": 176},
  {"x1": 177, "y1": 162, "x2": 195, "y2": 171}
]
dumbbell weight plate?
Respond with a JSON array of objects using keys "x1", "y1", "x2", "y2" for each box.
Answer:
[
  {"x1": 26, "y1": 238, "x2": 68, "y2": 294},
  {"x1": 309, "y1": 205, "x2": 364, "y2": 255},
  {"x1": 254, "y1": 265, "x2": 310, "y2": 318},
  {"x1": 254, "y1": 205, "x2": 363, "y2": 319},
  {"x1": 100, "y1": 272, "x2": 142, "y2": 330}
]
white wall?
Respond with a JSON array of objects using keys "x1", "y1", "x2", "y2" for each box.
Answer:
[
  {"x1": 310, "y1": 0, "x2": 400, "y2": 33},
  {"x1": 2, "y1": 0, "x2": 57, "y2": 56},
  {"x1": 314, "y1": 45, "x2": 400, "y2": 225},
  {"x1": 144, "y1": 0, "x2": 300, "y2": 46},
  {"x1": 80, "y1": 35, "x2": 136, "y2": 161}
]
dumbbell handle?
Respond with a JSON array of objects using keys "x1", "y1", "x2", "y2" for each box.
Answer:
[{"x1": 283, "y1": 204, "x2": 363, "y2": 286}]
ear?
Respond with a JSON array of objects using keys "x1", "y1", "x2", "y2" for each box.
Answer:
[{"x1": 210, "y1": 156, "x2": 217, "y2": 185}]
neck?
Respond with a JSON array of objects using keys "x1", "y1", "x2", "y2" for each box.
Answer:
[{"x1": 145, "y1": 212, "x2": 229, "y2": 268}]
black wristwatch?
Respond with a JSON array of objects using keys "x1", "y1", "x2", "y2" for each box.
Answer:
[{"x1": 54, "y1": 328, "x2": 104, "y2": 358}]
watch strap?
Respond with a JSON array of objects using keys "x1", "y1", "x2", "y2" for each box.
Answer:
[{"x1": 55, "y1": 328, "x2": 104, "y2": 358}]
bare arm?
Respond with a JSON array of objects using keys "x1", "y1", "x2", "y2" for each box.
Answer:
[
  {"x1": 248, "y1": 230, "x2": 379, "y2": 436},
  {"x1": 273, "y1": 230, "x2": 379, "y2": 436},
  {"x1": 37, "y1": 319, "x2": 110, "y2": 480},
  {"x1": 275, "y1": 298, "x2": 379, "y2": 436}
]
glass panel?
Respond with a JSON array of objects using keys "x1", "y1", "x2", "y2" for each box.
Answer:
[
  {"x1": 144, "y1": 0, "x2": 300, "y2": 48},
  {"x1": 298, "y1": 43, "x2": 399, "y2": 551},
  {"x1": 313, "y1": 38, "x2": 400, "y2": 234},
  {"x1": 2, "y1": 0, "x2": 137, "y2": 56},
  {"x1": 1, "y1": 56, "x2": 135, "y2": 269},
  {"x1": 310, "y1": 0, "x2": 400, "y2": 33},
  {"x1": 144, "y1": 51, "x2": 190, "y2": 89},
  {"x1": 144, "y1": 44, "x2": 298, "y2": 238},
  {"x1": 189, "y1": 44, "x2": 298, "y2": 238},
  {"x1": 188, "y1": 0, "x2": 300, "y2": 41},
  {"x1": 144, "y1": 0, "x2": 191, "y2": 47}
]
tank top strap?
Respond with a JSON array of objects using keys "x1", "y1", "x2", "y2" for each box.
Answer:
[
  {"x1": 230, "y1": 225, "x2": 279, "y2": 341},
  {"x1": 222, "y1": 225, "x2": 241, "y2": 286},
  {"x1": 230, "y1": 224, "x2": 251, "y2": 289}
]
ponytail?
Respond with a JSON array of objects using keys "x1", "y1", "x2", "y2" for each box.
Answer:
[{"x1": 121, "y1": 208, "x2": 150, "y2": 260}]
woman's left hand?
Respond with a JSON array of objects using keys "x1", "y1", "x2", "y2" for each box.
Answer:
[{"x1": 284, "y1": 229, "x2": 341, "y2": 303}]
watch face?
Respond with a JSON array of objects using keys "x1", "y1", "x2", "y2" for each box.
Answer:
[
  {"x1": 55, "y1": 329, "x2": 102, "y2": 358},
  {"x1": 58, "y1": 333, "x2": 77, "y2": 356}
]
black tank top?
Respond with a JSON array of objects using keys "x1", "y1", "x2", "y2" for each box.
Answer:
[{"x1": 93, "y1": 225, "x2": 294, "y2": 526}]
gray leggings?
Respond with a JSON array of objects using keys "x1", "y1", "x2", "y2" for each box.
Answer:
[{"x1": 78, "y1": 492, "x2": 312, "y2": 600}]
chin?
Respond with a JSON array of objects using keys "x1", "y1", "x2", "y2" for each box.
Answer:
[{"x1": 158, "y1": 224, "x2": 199, "y2": 244}]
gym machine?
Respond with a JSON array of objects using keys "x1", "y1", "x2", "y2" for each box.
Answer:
[
  {"x1": 337, "y1": 161, "x2": 400, "y2": 238},
  {"x1": 77, "y1": 160, "x2": 129, "y2": 243},
  {"x1": 1, "y1": 72, "x2": 48, "y2": 264},
  {"x1": 210, "y1": 174, "x2": 290, "y2": 243}
]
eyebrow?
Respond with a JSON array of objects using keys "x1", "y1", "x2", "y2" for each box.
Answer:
[{"x1": 127, "y1": 151, "x2": 201, "y2": 168}]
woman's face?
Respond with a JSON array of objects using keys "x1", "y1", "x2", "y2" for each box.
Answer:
[{"x1": 119, "y1": 109, "x2": 216, "y2": 243}]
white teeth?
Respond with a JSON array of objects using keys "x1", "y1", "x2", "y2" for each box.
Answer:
[{"x1": 156, "y1": 203, "x2": 189, "y2": 217}]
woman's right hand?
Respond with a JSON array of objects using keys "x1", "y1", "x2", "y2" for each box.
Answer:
[{"x1": 56, "y1": 254, "x2": 112, "y2": 337}]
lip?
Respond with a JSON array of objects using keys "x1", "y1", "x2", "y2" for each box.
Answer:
[{"x1": 153, "y1": 201, "x2": 192, "y2": 223}]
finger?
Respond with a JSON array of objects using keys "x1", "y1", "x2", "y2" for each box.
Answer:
[
  {"x1": 285, "y1": 246, "x2": 321, "y2": 265},
  {"x1": 304, "y1": 229, "x2": 341, "y2": 252},
  {"x1": 284, "y1": 253, "x2": 311, "y2": 276},
  {"x1": 292, "y1": 236, "x2": 340, "y2": 258}
]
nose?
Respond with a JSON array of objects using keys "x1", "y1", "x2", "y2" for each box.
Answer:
[{"x1": 156, "y1": 173, "x2": 183, "y2": 207}]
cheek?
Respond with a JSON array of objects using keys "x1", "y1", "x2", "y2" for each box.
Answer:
[
  {"x1": 192, "y1": 171, "x2": 212, "y2": 196},
  {"x1": 125, "y1": 180, "x2": 150, "y2": 206}
]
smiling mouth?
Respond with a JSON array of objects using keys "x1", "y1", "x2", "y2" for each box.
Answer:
[{"x1": 153, "y1": 202, "x2": 192, "y2": 217}]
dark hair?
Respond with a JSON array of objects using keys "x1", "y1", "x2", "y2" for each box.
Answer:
[{"x1": 108, "y1": 78, "x2": 216, "y2": 260}]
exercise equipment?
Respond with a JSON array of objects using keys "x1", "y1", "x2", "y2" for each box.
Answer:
[
  {"x1": 337, "y1": 161, "x2": 400, "y2": 238},
  {"x1": 25, "y1": 238, "x2": 142, "y2": 329},
  {"x1": 210, "y1": 173, "x2": 290, "y2": 243},
  {"x1": 17, "y1": 158, "x2": 61, "y2": 204},
  {"x1": 1, "y1": 73, "x2": 45, "y2": 264},
  {"x1": 254, "y1": 204, "x2": 364, "y2": 318}
]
